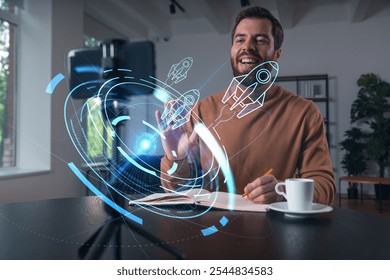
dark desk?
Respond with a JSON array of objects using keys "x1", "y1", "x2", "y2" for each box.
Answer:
[{"x1": 0, "y1": 196, "x2": 389, "y2": 259}]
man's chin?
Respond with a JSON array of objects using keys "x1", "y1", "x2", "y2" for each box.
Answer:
[
  {"x1": 232, "y1": 72, "x2": 257, "y2": 87},
  {"x1": 233, "y1": 69, "x2": 247, "y2": 78},
  {"x1": 233, "y1": 65, "x2": 258, "y2": 77},
  {"x1": 231, "y1": 60, "x2": 276, "y2": 87}
]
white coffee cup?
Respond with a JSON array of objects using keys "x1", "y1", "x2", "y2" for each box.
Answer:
[{"x1": 275, "y1": 178, "x2": 314, "y2": 211}]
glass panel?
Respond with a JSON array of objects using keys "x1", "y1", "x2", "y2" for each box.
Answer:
[
  {"x1": 82, "y1": 36, "x2": 113, "y2": 162},
  {"x1": 86, "y1": 97, "x2": 113, "y2": 160},
  {"x1": 0, "y1": 19, "x2": 16, "y2": 167},
  {"x1": 0, "y1": 0, "x2": 17, "y2": 14}
]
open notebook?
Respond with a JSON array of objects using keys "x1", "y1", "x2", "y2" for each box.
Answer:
[{"x1": 129, "y1": 188, "x2": 269, "y2": 212}]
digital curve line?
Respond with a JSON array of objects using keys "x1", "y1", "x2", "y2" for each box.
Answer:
[
  {"x1": 112, "y1": 116, "x2": 131, "y2": 126},
  {"x1": 194, "y1": 123, "x2": 236, "y2": 209},
  {"x1": 45, "y1": 73, "x2": 65, "y2": 94},
  {"x1": 68, "y1": 162, "x2": 143, "y2": 225},
  {"x1": 142, "y1": 120, "x2": 166, "y2": 140},
  {"x1": 117, "y1": 146, "x2": 157, "y2": 176},
  {"x1": 167, "y1": 162, "x2": 178, "y2": 175}
]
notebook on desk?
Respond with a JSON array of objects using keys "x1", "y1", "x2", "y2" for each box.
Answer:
[{"x1": 129, "y1": 188, "x2": 269, "y2": 212}]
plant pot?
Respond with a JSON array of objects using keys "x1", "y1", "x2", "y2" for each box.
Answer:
[
  {"x1": 348, "y1": 188, "x2": 358, "y2": 199},
  {"x1": 375, "y1": 184, "x2": 390, "y2": 200}
]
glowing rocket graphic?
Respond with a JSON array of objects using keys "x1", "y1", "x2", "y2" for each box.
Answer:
[
  {"x1": 161, "y1": 88, "x2": 200, "y2": 130},
  {"x1": 222, "y1": 61, "x2": 279, "y2": 118},
  {"x1": 167, "y1": 57, "x2": 193, "y2": 84}
]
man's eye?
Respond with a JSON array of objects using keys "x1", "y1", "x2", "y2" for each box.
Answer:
[
  {"x1": 257, "y1": 39, "x2": 268, "y2": 44},
  {"x1": 235, "y1": 38, "x2": 244, "y2": 43}
]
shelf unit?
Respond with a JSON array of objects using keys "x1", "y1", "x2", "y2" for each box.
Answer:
[{"x1": 275, "y1": 74, "x2": 329, "y2": 139}]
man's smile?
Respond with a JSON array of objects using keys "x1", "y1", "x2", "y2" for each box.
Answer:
[{"x1": 239, "y1": 56, "x2": 259, "y2": 65}]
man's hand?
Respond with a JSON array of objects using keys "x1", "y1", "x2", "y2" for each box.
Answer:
[
  {"x1": 155, "y1": 101, "x2": 198, "y2": 162},
  {"x1": 243, "y1": 174, "x2": 282, "y2": 204}
]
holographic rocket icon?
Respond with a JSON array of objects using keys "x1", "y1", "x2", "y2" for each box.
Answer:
[
  {"x1": 222, "y1": 61, "x2": 279, "y2": 118},
  {"x1": 167, "y1": 57, "x2": 193, "y2": 84},
  {"x1": 161, "y1": 88, "x2": 200, "y2": 130}
]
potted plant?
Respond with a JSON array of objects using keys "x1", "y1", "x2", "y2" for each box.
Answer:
[
  {"x1": 349, "y1": 73, "x2": 390, "y2": 199},
  {"x1": 340, "y1": 127, "x2": 367, "y2": 198}
]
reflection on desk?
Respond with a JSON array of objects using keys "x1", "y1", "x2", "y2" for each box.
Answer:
[{"x1": 0, "y1": 196, "x2": 389, "y2": 260}]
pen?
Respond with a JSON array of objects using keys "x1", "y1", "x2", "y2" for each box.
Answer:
[{"x1": 242, "y1": 168, "x2": 273, "y2": 197}]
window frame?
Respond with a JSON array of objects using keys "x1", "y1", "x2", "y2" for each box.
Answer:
[
  {"x1": 0, "y1": 0, "x2": 53, "y2": 178},
  {"x1": 0, "y1": 5, "x2": 19, "y2": 169}
]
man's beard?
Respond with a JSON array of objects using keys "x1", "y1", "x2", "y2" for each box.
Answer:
[
  {"x1": 231, "y1": 61, "x2": 262, "y2": 87},
  {"x1": 231, "y1": 56, "x2": 276, "y2": 87},
  {"x1": 231, "y1": 51, "x2": 264, "y2": 87}
]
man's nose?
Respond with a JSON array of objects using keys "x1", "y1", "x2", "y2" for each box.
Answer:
[{"x1": 242, "y1": 38, "x2": 256, "y2": 52}]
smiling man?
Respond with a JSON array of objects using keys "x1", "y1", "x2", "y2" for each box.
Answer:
[
  {"x1": 231, "y1": 11, "x2": 281, "y2": 83},
  {"x1": 157, "y1": 6, "x2": 335, "y2": 206}
]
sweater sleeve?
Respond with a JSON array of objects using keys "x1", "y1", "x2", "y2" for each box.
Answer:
[{"x1": 298, "y1": 102, "x2": 336, "y2": 205}]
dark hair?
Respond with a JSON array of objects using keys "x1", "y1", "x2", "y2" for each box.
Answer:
[{"x1": 231, "y1": 6, "x2": 284, "y2": 50}]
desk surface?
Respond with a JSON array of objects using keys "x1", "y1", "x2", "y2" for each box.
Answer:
[{"x1": 0, "y1": 196, "x2": 389, "y2": 260}]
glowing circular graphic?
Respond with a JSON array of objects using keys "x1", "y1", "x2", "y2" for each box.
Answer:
[
  {"x1": 35, "y1": 57, "x2": 279, "y2": 252},
  {"x1": 63, "y1": 68, "x2": 235, "y2": 221},
  {"x1": 135, "y1": 133, "x2": 157, "y2": 155},
  {"x1": 256, "y1": 68, "x2": 271, "y2": 84},
  {"x1": 182, "y1": 60, "x2": 190, "y2": 68}
]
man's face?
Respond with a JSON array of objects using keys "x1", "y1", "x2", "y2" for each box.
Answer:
[{"x1": 230, "y1": 18, "x2": 281, "y2": 79}]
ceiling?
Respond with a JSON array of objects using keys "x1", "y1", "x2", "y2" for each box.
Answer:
[{"x1": 84, "y1": 0, "x2": 390, "y2": 40}]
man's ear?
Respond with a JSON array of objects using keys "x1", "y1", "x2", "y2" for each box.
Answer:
[{"x1": 273, "y1": 48, "x2": 282, "y2": 61}]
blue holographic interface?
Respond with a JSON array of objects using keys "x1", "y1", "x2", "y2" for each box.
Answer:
[{"x1": 50, "y1": 52, "x2": 278, "y2": 237}]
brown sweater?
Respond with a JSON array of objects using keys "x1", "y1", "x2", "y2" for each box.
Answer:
[{"x1": 160, "y1": 85, "x2": 335, "y2": 205}]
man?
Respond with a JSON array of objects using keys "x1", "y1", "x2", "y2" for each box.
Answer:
[{"x1": 156, "y1": 6, "x2": 335, "y2": 205}]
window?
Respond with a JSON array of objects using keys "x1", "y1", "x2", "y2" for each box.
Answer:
[
  {"x1": 85, "y1": 97, "x2": 113, "y2": 161},
  {"x1": 0, "y1": 0, "x2": 17, "y2": 168}
]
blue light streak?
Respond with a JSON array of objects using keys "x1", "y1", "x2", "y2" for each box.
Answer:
[
  {"x1": 112, "y1": 116, "x2": 131, "y2": 126},
  {"x1": 201, "y1": 226, "x2": 218, "y2": 236},
  {"x1": 45, "y1": 73, "x2": 65, "y2": 94},
  {"x1": 142, "y1": 120, "x2": 166, "y2": 140},
  {"x1": 117, "y1": 146, "x2": 157, "y2": 177},
  {"x1": 68, "y1": 162, "x2": 143, "y2": 225},
  {"x1": 75, "y1": 65, "x2": 101, "y2": 73},
  {"x1": 167, "y1": 162, "x2": 178, "y2": 175},
  {"x1": 194, "y1": 123, "x2": 236, "y2": 209}
]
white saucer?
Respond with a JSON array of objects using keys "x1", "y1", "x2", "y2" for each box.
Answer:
[{"x1": 269, "y1": 202, "x2": 333, "y2": 218}]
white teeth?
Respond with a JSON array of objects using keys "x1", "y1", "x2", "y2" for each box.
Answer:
[{"x1": 240, "y1": 58, "x2": 257, "y2": 64}]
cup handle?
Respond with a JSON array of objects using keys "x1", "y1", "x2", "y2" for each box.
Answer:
[{"x1": 275, "y1": 182, "x2": 287, "y2": 200}]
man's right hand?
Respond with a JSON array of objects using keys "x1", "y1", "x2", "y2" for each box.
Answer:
[{"x1": 155, "y1": 102, "x2": 198, "y2": 162}]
